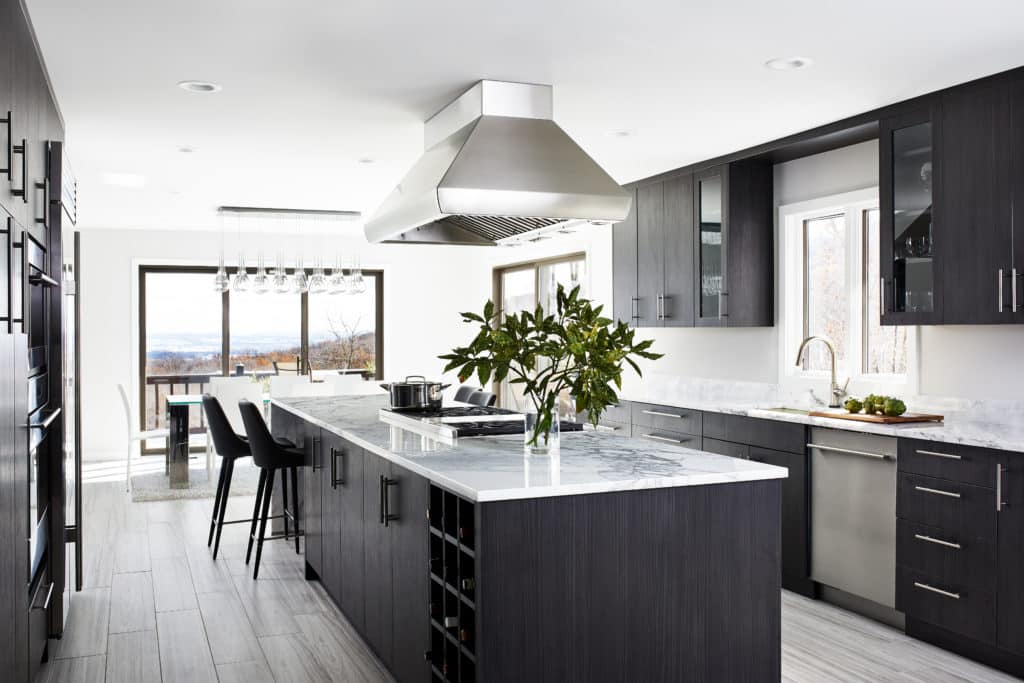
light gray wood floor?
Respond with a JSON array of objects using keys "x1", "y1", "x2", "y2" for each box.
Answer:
[{"x1": 39, "y1": 459, "x2": 1020, "y2": 682}]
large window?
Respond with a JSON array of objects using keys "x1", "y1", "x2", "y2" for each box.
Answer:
[
  {"x1": 780, "y1": 189, "x2": 912, "y2": 398},
  {"x1": 139, "y1": 266, "x2": 383, "y2": 443},
  {"x1": 492, "y1": 254, "x2": 586, "y2": 410}
]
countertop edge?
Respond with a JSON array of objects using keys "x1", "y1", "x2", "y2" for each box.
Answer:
[
  {"x1": 270, "y1": 399, "x2": 788, "y2": 502},
  {"x1": 621, "y1": 395, "x2": 1024, "y2": 453}
]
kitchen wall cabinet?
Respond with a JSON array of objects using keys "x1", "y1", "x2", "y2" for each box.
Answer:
[
  {"x1": 693, "y1": 161, "x2": 774, "y2": 328},
  {"x1": 1012, "y1": 79, "x2": 1024, "y2": 324},
  {"x1": 635, "y1": 182, "x2": 664, "y2": 327},
  {"x1": 940, "y1": 83, "x2": 1013, "y2": 324},
  {"x1": 635, "y1": 176, "x2": 695, "y2": 327},
  {"x1": 611, "y1": 187, "x2": 637, "y2": 325}
]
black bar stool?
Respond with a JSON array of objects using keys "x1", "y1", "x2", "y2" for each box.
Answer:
[
  {"x1": 239, "y1": 399, "x2": 303, "y2": 579},
  {"x1": 202, "y1": 395, "x2": 256, "y2": 559}
]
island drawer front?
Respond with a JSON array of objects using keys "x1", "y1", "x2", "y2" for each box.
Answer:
[
  {"x1": 631, "y1": 402, "x2": 701, "y2": 435},
  {"x1": 897, "y1": 518, "x2": 996, "y2": 595},
  {"x1": 897, "y1": 472, "x2": 996, "y2": 540},
  {"x1": 600, "y1": 402, "x2": 632, "y2": 425},
  {"x1": 896, "y1": 565, "x2": 995, "y2": 645},
  {"x1": 594, "y1": 420, "x2": 630, "y2": 437},
  {"x1": 633, "y1": 428, "x2": 701, "y2": 450},
  {"x1": 701, "y1": 438, "x2": 749, "y2": 459},
  {"x1": 702, "y1": 412, "x2": 804, "y2": 454},
  {"x1": 898, "y1": 439, "x2": 999, "y2": 488}
]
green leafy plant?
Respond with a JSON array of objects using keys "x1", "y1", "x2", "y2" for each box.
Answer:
[{"x1": 439, "y1": 285, "x2": 662, "y2": 448}]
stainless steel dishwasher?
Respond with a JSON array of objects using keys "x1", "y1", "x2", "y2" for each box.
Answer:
[{"x1": 810, "y1": 427, "x2": 898, "y2": 608}]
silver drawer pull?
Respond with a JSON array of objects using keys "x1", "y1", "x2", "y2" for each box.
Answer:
[
  {"x1": 914, "y1": 533, "x2": 961, "y2": 550},
  {"x1": 641, "y1": 433, "x2": 687, "y2": 445},
  {"x1": 916, "y1": 449, "x2": 961, "y2": 460},
  {"x1": 914, "y1": 581, "x2": 960, "y2": 600},
  {"x1": 914, "y1": 485, "x2": 961, "y2": 499},
  {"x1": 807, "y1": 443, "x2": 890, "y2": 460},
  {"x1": 595, "y1": 424, "x2": 620, "y2": 432},
  {"x1": 641, "y1": 409, "x2": 684, "y2": 419}
]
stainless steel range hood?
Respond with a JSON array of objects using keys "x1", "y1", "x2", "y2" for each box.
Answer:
[{"x1": 364, "y1": 80, "x2": 632, "y2": 246}]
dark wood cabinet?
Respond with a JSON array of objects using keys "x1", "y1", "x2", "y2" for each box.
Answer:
[
  {"x1": 996, "y1": 453, "x2": 1024, "y2": 655},
  {"x1": 611, "y1": 187, "x2": 637, "y2": 326},
  {"x1": 302, "y1": 424, "x2": 322, "y2": 577},
  {"x1": 749, "y1": 446, "x2": 809, "y2": 591},
  {"x1": 322, "y1": 434, "x2": 365, "y2": 631},
  {"x1": 390, "y1": 463, "x2": 430, "y2": 683},
  {"x1": 663, "y1": 174, "x2": 695, "y2": 326},
  {"x1": 694, "y1": 161, "x2": 773, "y2": 327},
  {"x1": 635, "y1": 182, "x2": 664, "y2": 327},
  {"x1": 1012, "y1": 79, "x2": 1024, "y2": 324},
  {"x1": 940, "y1": 83, "x2": 1013, "y2": 324},
  {"x1": 317, "y1": 430, "x2": 342, "y2": 598},
  {"x1": 362, "y1": 453, "x2": 393, "y2": 664},
  {"x1": 879, "y1": 107, "x2": 943, "y2": 325}
]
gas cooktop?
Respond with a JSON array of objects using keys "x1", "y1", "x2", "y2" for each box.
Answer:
[{"x1": 380, "y1": 404, "x2": 583, "y2": 438}]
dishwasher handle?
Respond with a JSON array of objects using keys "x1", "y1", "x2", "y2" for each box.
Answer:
[{"x1": 807, "y1": 443, "x2": 892, "y2": 460}]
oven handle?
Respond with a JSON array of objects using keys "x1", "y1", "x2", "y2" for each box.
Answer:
[{"x1": 29, "y1": 408, "x2": 62, "y2": 431}]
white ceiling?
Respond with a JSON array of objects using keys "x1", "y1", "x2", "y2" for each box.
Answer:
[{"x1": 25, "y1": 0, "x2": 1024, "y2": 232}]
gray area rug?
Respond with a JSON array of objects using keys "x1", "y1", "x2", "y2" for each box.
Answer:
[{"x1": 130, "y1": 458, "x2": 261, "y2": 502}]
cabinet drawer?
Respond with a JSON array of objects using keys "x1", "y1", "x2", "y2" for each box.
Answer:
[
  {"x1": 896, "y1": 566, "x2": 995, "y2": 645},
  {"x1": 897, "y1": 519, "x2": 995, "y2": 594},
  {"x1": 593, "y1": 420, "x2": 630, "y2": 437},
  {"x1": 897, "y1": 472, "x2": 996, "y2": 540},
  {"x1": 601, "y1": 402, "x2": 632, "y2": 425},
  {"x1": 702, "y1": 412, "x2": 804, "y2": 454},
  {"x1": 631, "y1": 402, "x2": 701, "y2": 435},
  {"x1": 701, "y1": 438, "x2": 749, "y2": 459},
  {"x1": 633, "y1": 428, "x2": 700, "y2": 450},
  {"x1": 899, "y1": 439, "x2": 998, "y2": 488}
]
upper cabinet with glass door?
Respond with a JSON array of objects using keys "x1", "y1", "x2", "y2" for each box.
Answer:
[
  {"x1": 696, "y1": 171, "x2": 725, "y2": 324},
  {"x1": 879, "y1": 107, "x2": 943, "y2": 325}
]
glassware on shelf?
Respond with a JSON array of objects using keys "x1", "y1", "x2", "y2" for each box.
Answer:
[{"x1": 233, "y1": 253, "x2": 250, "y2": 292}]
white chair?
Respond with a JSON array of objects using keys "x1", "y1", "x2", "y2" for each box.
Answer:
[
  {"x1": 206, "y1": 376, "x2": 265, "y2": 476},
  {"x1": 118, "y1": 383, "x2": 169, "y2": 493},
  {"x1": 268, "y1": 375, "x2": 307, "y2": 398}
]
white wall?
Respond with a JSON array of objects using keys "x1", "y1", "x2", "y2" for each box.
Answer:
[{"x1": 79, "y1": 225, "x2": 610, "y2": 460}]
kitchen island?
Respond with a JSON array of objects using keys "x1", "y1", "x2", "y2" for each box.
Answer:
[{"x1": 271, "y1": 395, "x2": 788, "y2": 683}]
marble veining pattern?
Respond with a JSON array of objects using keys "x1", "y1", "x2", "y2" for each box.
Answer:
[
  {"x1": 621, "y1": 375, "x2": 1024, "y2": 453},
  {"x1": 271, "y1": 395, "x2": 787, "y2": 502}
]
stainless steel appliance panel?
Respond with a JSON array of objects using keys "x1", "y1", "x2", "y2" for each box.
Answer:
[{"x1": 810, "y1": 427, "x2": 898, "y2": 608}]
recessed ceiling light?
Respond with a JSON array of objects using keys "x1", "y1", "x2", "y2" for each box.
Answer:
[
  {"x1": 358, "y1": 158, "x2": 375, "y2": 165},
  {"x1": 610, "y1": 129, "x2": 632, "y2": 138},
  {"x1": 179, "y1": 146, "x2": 194, "y2": 154},
  {"x1": 177, "y1": 80, "x2": 222, "y2": 93},
  {"x1": 764, "y1": 57, "x2": 813, "y2": 71},
  {"x1": 102, "y1": 172, "x2": 147, "y2": 188}
]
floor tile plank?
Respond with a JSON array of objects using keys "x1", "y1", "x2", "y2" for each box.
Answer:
[
  {"x1": 105, "y1": 630, "x2": 161, "y2": 683},
  {"x1": 108, "y1": 571, "x2": 156, "y2": 633},
  {"x1": 197, "y1": 590, "x2": 264, "y2": 664},
  {"x1": 152, "y1": 555, "x2": 198, "y2": 612},
  {"x1": 156, "y1": 609, "x2": 218, "y2": 683},
  {"x1": 37, "y1": 654, "x2": 106, "y2": 683}
]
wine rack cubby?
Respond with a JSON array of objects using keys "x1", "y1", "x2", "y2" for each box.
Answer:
[{"x1": 427, "y1": 484, "x2": 477, "y2": 683}]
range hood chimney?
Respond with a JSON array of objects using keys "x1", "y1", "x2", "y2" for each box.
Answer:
[{"x1": 364, "y1": 80, "x2": 632, "y2": 246}]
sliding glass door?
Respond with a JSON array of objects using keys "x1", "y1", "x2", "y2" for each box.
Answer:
[{"x1": 139, "y1": 266, "x2": 383, "y2": 451}]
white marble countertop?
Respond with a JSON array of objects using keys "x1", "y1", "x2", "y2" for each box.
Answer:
[
  {"x1": 621, "y1": 393, "x2": 1024, "y2": 453},
  {"x1": 270, "y1": 395, "x2": 787, "y2": 502}
]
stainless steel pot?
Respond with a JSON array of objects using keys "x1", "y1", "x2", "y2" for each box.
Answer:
[{"x1": 380, "y1": 376, "x2": 451, "y2": 410}]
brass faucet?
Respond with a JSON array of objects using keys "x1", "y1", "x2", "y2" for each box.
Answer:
[{"x1": 795, "y1": 336, "x2": 848, "y2": 408}]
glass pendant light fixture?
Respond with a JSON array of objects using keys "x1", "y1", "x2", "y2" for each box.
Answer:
[
  {"x1": 292, "y1": 255, "x2": 309, "y2": 293},
  {"x1": 213, "y1": 211, "x2": 230, "y2": 291},
  {"x1": 273, "y1": 252, "x2": 290, "y2": 293},
  {"x1": 309, "y1": 256, "x2": 327, "y2": 294},
  {"x1": 253, "y1": 253, "x2": 269, "y2": 294},
  {"x1": 348, "y1": 254, "x2": 366, "y2": 294},
  {"x1": 233, "y1": 252, "x2": 250, "y2": 292},
  {"x1": 328, "y1": 255, "x2": 347, "y2": 295}
]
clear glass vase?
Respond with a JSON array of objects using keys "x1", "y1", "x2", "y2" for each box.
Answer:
[{"x1": 524, "y1": 410, "x2": 560, "y2": 455}]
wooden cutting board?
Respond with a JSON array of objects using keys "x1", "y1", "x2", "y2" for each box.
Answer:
[{"x1": 808, "y1": 410, "x2": 944, "y2": 424}]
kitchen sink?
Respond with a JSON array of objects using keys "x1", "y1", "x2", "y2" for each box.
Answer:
[{"x1": 763, "y1": 407, "x2": 811, "y2": 416}]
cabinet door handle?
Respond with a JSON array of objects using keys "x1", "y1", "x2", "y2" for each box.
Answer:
[
  {"x1": 662, "y1": 294, "x2": 671, "y2": 320},
  {"x1": 997, "y1": 464, "x2": 1005, "y2": 512},
  {"x1": 11, "y1": 139, "x2": 26, "y2": 201},
  {"x1": 916, "y1": 449, "x2": 961, "y2": 460},
  {"x1": 382, "y1": 476, "x2": 399, "y2": 526},
  {"x1": 310, "y1": 437, "x2": 320, "y2": 471},
  {"x1": 630, "y1": 297, "x2": 640, "y2": 321},
  {"x1": 34, "y1": 180, "x2": 48, "y2": 229},
  {"x1": 0, "y1": 111, "x2": 10, "y2": 178},
  {"x1": 914, "y1": 533, "x2": 961, "y2": 550},
  {"x1": 640, "y1": 433, "x2": 688, "y2": 444},
  {"x1": 914, "y1": 485, "x2": 961, "y2": 499},
  {"x1": 880, "y1": 278, "x2": 886, "y2": 317},
  {"x1": 641, "y1": 409, "x2": 684, "y2": 419},
  {"x1": 3, "y1": 219, "x2": 11, "y2": 332},
  {"x1": 718, "y1": 291, "x2": 729, "y2": 319},
  {"x1": 1014, "y1": 268, "x2": 1019, "y2": 313},
  {"x1": 999, "y1": 268, "x2": 1005, "y2": 313},
  {"x1": 655, "y1": 294, "x2": 663, "y2": 321},
  {"x1": 331, "y1": 447, "x2": 345, "y2": 488},
  {"x1": 913, "y1": 581, "x2": 960, "y2": 600}
]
